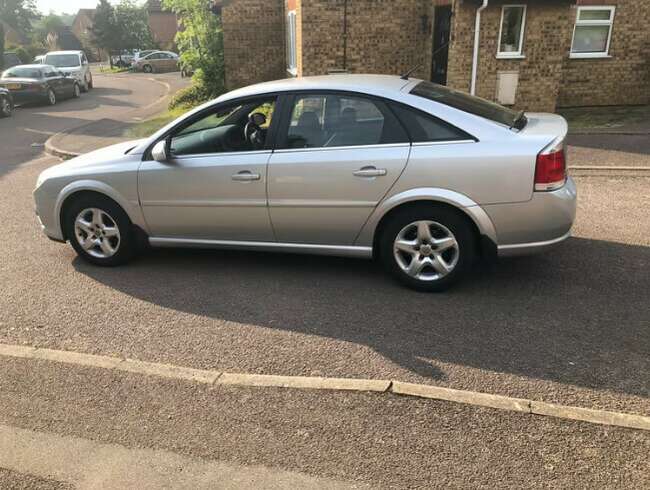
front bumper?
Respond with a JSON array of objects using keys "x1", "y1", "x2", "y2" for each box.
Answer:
[{"x1": 484, "y1": 177, "x2": 577, "y2": 257}]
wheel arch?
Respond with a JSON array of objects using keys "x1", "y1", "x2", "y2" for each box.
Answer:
[
  {"x1": 358, "y1": 189, "x2": 498, "y2": 260},
  {"x1": 55, "y1": 181, "x2": 144, "y2": 241}
]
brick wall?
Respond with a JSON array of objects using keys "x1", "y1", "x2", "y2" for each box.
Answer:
[
  {"x1": 300, "y1": 0, "x2": 433, "y2": 79},
  {"x1": 222, "y1": 0, "x2": 286, "y2": 89},
  {"x1": 557, "y1": 0, "x2": 650, "y2": 107},
  {"x1": 447, "y1": 0, "x2": 574, "y2": 112}
]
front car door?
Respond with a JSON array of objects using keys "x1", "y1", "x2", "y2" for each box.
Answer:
[
  {"x1": 267, "y1": 92, "x2": 411, "y2": 245},
  {"x1": 138, "y1": 96, "x2": 278, "y2": 241}
]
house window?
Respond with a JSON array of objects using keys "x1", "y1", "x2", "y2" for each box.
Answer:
[
  {"x1": 570, "y1": 6, "x2": 615, "y2": 58},
  {"x1": 286, "y1": 10, "x2": 297, "y2": 76},
  {"x1": 497, "y1": 5, "x2": 526, "y2": 58}
]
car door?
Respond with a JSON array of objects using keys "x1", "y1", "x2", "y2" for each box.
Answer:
[
  {"x1": 138, "y1": 96, "x2": 278, "y2": 241},
  {"x1": 44, "y1": 68, "x2": 66, "y2": 97},
  {"x1": 267, "y1": 92, "x2": 411, "y2": 245}
]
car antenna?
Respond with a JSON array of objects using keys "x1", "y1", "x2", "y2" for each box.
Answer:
[{"x1": 400, "y1": 64, "x2": 423, "y2": 80}]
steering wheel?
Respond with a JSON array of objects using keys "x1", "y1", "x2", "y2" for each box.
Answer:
[{"x1": 244, "y1": 112, "x2": 267, "y2": 149}]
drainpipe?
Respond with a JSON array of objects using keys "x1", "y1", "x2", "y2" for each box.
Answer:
[{"x1": 470, "y1": 0, "x2": 488, "y2": 95}]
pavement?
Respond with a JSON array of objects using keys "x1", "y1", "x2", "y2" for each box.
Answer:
[{"x1": 0, "y1": 73, "x2": 649, "y2": 487}]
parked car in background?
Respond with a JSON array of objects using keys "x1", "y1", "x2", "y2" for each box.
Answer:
[
  {"x1": 32, "y1": 75, "x2": 576, "y2": 291},
  {"x1": 0, "y1": 87, "x2": 13, "y2": 117},
  {"x1": 44, "y1": 51, "x2": 93, "y2": 92},
  {"x1": 0, "y1": 65, "x2": 81, "y2": 106},
  {"x1": 132, "y1": 51, "x2": 179, "y2": 73},
  {"x1": 133, "y1": 50, "x2": 156, "y2": 63},
  {"x1": 111, "y1": 50, "x2": 135, "y2": 68},
  {"x1": 3, "y1": 52, "x2": 21, "y2": 70}
]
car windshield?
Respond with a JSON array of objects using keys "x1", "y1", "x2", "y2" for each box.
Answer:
[
  {"x1": 44, "y1": 54, "x2": 80, "y2": 67},
  {"x1": 2, "y1": 67, "x2": 43, "y2": 79},
  {"x1": 410, "y1": 81, "x2": 526, "y2": 129}
]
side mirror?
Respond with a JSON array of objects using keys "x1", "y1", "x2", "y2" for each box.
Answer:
[{"x1": 151, "y1": 139, "x2": 170, "y2": 162}]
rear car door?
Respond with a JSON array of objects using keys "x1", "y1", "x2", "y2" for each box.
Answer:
[
  {"x1": 138, "y1": 96, "x2": 278, "y2": 241},
  {"x1": 267, "y1": 92, "x2": 411, "y2": 245}
]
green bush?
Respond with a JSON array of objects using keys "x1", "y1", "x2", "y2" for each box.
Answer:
[
  {"x1": 13, "y1": 46, "x2": 31, "y2": 64},
  {"x1": 168, "y1": 83, "x2": 212, "y2": 110}
]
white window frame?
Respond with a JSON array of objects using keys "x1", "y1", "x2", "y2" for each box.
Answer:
[
  {"x1": 570, "y1": 6, "x2": 616, "y2": 59},
  {"x1": 286, "y1": 10, "x2": 297, "y2": 76},
  {"x1": 496, "y1": 4, "x2": 527, "y2": 59}
]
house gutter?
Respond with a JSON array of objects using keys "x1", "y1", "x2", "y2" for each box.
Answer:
[{"x1": 470, "y1": 0, "x2": 489, "y2": 95}]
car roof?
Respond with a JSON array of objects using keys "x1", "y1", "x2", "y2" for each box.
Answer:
[{"x1": 220, "y1": 74, "x2": 417, "y2": 102}]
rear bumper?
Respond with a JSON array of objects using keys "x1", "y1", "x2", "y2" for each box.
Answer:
[{"x1": 486, "y1": 177, "x2": 577, "y2": 257}]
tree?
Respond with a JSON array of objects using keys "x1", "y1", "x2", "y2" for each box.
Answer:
[
  {"x1": 0, "y1": 22, "x2": 5, "y2": 71},
  {"x1": 163, "y1": 0, "x2": 225, "y2": 100},
  {"x1": 32, "y1": 13, "x2": 66, "y2": 45},
  {"x1": 0, "y1": 0, "x2": 38, "y2": 34},
  {"x1": 90, "y1": 0, "x2": 119, "y2": 66},
  {"x1": 114, "y1": 0, "x2": 155, "y2": 51}
]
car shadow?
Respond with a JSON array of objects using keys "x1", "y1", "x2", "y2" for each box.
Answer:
[{"x1": 72, "y1": 237, "x2": 650, "y2": 398}]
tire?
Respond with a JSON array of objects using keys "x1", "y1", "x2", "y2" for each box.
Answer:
[
  {"x1": 379, "y1": 204, "x2": 477, "y2": 292},
  {"x1": 87, "y1": 74, "x2": 93, "y2": 89},
  {"x1": 142, "y1": 64, "x2": 153, "y2": 73},
  {"x1": 0, "y1": 96, "x2": 12, "y2": 117},
  {"x1": 72, "y1": 83, "x2": 81, "y2": 98},
  {"x1": 64, "y1": 194, "x2": 136, "y2": 267},
  {"x1": 46, "y1": 88, "x2": 56, "y2": 106}
]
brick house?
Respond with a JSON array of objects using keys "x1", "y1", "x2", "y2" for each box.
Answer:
[{"x1": 216, "y1": 0, "x2": 649, "y2": 112}]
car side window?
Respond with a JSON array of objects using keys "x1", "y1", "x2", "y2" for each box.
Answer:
[
  {"x1": 389, "y1": 103, "x2": 472, "y2": 143},
  {"x1": 169, "y1": 98, "x2": 276, "y2": 156},
  {"x1": 283, "y1": 93, "x2": 408, "y2": 149}
]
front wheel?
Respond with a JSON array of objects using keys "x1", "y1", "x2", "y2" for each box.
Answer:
[
  {"x1": 46, "y1": 88, "x2": 56, "y2": 106},
  {"x1": 142, "y1": 64, "x2": 153, "y2": 73},
  {"x1": 64, "y1": 195, "x2": 136, "y2": 267},
  {"x1": 379, "y1": 205, "x2": 476, "y2": 292},
  {"x1": 0, "y1": 96, "x2": 12, "y2": 117}
]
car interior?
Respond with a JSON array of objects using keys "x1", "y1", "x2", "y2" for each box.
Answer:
[{"x1": 170, "y1": 99, "x2": 275, "y2": 156}]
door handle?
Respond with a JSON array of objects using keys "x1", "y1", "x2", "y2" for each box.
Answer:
[
  {"x1": 232, "y1": 171, "x2": 261, "y2": 182},
  {"x1": 353, "y1": 166, "x2": 387, "y2": 178}
]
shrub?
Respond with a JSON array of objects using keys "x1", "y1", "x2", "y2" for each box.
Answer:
[{"x1": 13, "y1": 46, "x2": 31, "y2": 64}]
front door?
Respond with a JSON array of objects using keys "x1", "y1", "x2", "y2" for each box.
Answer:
[
  {"x1": 138, "y1": 97, "x2": 277, "y2": 241},
  {"x1": 268, "y1": 92, "x2": 411, "y2": 245},
  {"x1": 431, "y1": 5, "x2": 452, "y2": 85}
]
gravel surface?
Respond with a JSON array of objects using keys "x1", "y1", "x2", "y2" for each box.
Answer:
[
  {"x1": 0, "y1": 468, "x2": 71, "y2": 489},
  {"x1": 1, "y1": 357, "x2": 648, "y2": 489},
  {"x1": 0, "y1": 157, "x2": 648, "y2": 415}
]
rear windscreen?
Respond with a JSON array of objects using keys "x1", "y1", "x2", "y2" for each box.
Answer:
[{"x1": 411, "y1": 81, "x2": 522, "y2": 128}]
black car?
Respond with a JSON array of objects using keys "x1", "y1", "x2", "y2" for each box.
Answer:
[
  {"x1": 0, "y1": 64, "x2": 81, "y2": 106},
  {"x1": 0, "y1": 87, "x2": 13, "y2": 117}
]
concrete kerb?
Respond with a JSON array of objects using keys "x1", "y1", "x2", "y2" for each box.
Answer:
[
  {"x1": 1, "y1": 343, "x2": 649, "y2": 432},
  {"x1": 44, "y1": 75, "x2": 173, "y2": 160}
]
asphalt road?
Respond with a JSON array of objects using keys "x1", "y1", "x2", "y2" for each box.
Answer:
[{"x1": 0, "y1": 73, "x2": 648, "y2": 487}]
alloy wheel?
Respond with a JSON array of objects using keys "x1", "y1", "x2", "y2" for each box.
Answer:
[
  {"x1": 74, "y1": 208, "x2": 121, "y2": 259},
  {"x1": 1, "y1": 97, "x2": 11, "y2": 116},
  {"x1": 48, "y1": 89, "x2": 56, "y2": 105},
  {"x1": 393, "y1": 220, "x2": 460, "y2": 281}
]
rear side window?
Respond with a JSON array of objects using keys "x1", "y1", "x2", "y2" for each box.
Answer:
[
  {"x1": 411, "y1": 81, "x2": 523, "y2": 129},
  {"x1": 390, "y1": 104, "x2": 473, "y2": 142}
]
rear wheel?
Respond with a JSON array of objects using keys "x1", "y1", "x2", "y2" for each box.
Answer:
[
  {"x1": 0, "y1": 96, "x2": 12, "y2": 117},
  {"x1": 379, "y1": 205, "x2": 477, "y2": 292},
  {"x1": 64, "y1": 194, "x2": 136, "y2": 267}
]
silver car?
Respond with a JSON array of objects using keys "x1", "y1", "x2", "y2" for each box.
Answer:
[{"x1": 34, "y1": 75, "x2": 576, "y2": 291}]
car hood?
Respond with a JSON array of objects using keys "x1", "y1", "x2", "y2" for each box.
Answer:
[
  {"x1": 47, "y1": 139, "x2": 146, "y2": 175},
  {"x1": 57, "y1": 66, "x2": 82, "y2": 71}
]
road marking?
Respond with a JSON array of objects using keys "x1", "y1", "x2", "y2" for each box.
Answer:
[
  {"x1": 1, "y1": 343, "x2": 648, "y2": 432},
  {"x1": 0, "y1": 424, "x2": 363, "y2": 489}
]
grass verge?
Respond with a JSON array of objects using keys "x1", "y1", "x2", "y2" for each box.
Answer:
[
  {"x1": 123, "y1": 106, "x2": 192, "y2": 139},
  {"x1": 558, "y1": 105, "x2": 650, "y2": 132}
]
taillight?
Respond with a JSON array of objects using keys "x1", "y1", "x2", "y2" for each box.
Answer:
[{"x1": 535, "y1": 139, "x2": 566, "y2": 191}]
